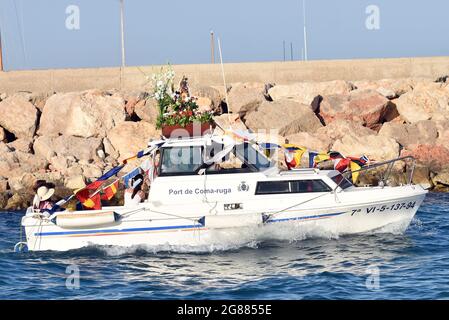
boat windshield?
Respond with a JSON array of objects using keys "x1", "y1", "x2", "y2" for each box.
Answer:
[
  {"x1": 331, "y1": 174, "x2": 353, "y2": 189},
  {"x1": 159, "y1": 146, "x2": 203, "y2": 176},
  {"x1": 235, "y1": 143, "x2": 273, "y2": 171}
]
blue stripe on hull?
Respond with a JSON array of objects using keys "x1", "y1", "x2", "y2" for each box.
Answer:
[
  {"x1": 267, "y1": 212, "x2": 345, "y2": 223},
  {"x1": 34, "y1": 212, "x2": 346, "y2": 237},
  {"x1": 35, "y1": 224, "x2": 203, "y2": 237}
]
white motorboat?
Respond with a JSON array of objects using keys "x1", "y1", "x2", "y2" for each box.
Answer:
[{"x1": 19, "y1": 133, "x2": 428, "y2": 252}]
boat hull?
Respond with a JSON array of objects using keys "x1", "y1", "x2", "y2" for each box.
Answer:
[{"x1": 21, "y1": 186, "x2": 427, "y2": 252}]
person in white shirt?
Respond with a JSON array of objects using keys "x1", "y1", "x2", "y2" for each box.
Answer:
[{"x1": 124, "y1": 174, "x2": 145, "y2": 207}]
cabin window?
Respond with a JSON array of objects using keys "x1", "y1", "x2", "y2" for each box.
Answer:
[
  {"x1": 256, "y1": 180, "x2": 331, "y2": 195},
  {"x1": 331, "y1": 174, "x2": 353, "y2": 190},
  {"x1": 159, "y1": 146, "x2": 203, "y2": 176}
]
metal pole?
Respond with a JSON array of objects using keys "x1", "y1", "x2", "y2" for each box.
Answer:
[
  {"x1": 218, "y1": 37, "x2": 233, "y2": 128},
  {"x1": 120, "y1": 0, "x2": 126, "y2": 68},
  {"x1": 210, "y1": 30, "x2": 215, "y2": 64},
  {"x1": 303, "y1": 0, "x2": 308, "y2": 61},
  {"x1": 283, "y1": 40, "x2": 286, "y2": 61},
  {"x1": 290, "y1": 42, "x2": 293, "y2": 61}
]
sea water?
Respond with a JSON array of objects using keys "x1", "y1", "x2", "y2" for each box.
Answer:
[{"x1": 0, "y1": 192, "x2": 448, "y2": 300}]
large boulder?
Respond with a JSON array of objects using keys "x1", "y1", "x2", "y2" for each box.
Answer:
[
  {"x1": 135, "y1": 98, "x2": 159, "y2": 124},
  {"x1": 7, "y1": 172, "x2": 37, "y2": 193},
  {"x1": 401, "y1": 144, "x2": 449, "y2": 171},
  {"x1": 122, "y1": 91, "x2": 148, "y2": 118},
  {"x1": 213, "y1": 114, "x2": 248, "y2": 134},
  {"x1": 5, "y1": 193, "x2": 31, "y2": 211},
  {"x1": 81, "y1": 164, "x2": 103, "y2": 179},
  {"x1": 268, "y1": 80, "x2": 354, "y2": 106},
  {"x1": 352, "y1": 78, "x2": 423, "y2": 99},
  {"x1": 49, "y1": 155, "x2": 72, "y2": 173},
  {"x1": 191, "y1": 86, "x2": 223, "y2": 112},
  {"x1": 227, "y1": 82, "x2": 267, "y2": 115},
  {"x1": 284, "y1": 132, "x2": 332, "y2": 152},
  {"x1": 107, "y1": 122, "x2": 160, "y2": 160},
  {"x1": 434, "y1": 120, "x2": 449, "y2": 147},
  {"x1": 433, "y1": 169, "x2": 449, "y2": 187},
  {"x1": 316, "y1": 120, "x2": 376, "y2": 142},
  {"x1": 318, "y1": 90, "x2": 391, "y2": 130},
  {"x1": 394, "y1": 82, "x2": 449, "y2": 123},
  {"x1": 0, "y1": 141, "x2": 13, "y2": 157},
  {"x1": 244, "y1": 100, "x2": 323, "y2": 136},
  {"x1": 65, "y1": 175, "x2": 86, "y2": 190},
  {"x1": 332, "y1": 134, "x2": 400, "y2": 161},
  {"x1": 0, "y1": 177, "x2": 8, "y2": 193},
  {"x1": 15, "y1": 151, "x2": 49, "y2": 173},
  {"x1": 379, "y1": 120, "x2": 438, "y2": 148},
  {"x1": 38, "y1": 90, "x2": 126, "y2": 138},
  {"x1": 0, "y1": 127, "x2": 5, "y2": 142},
  {"x1": 7, "y1": 138, "x2": 33, "y2": 153},
  {"x1": 102, "y1": 137, "x2": 120, "y2": 160},
  {"x1": 34, "y1": 135, "x2": 103, "y2": 162},
  {"x1": 0, "y1": 95, "x2": 39, "y2": 138},
  {"x1": 0, "y1": 143, "x2": 19, "y2": 175}
]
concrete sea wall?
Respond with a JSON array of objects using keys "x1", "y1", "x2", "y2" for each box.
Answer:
[{"x1": 1, "y1": 56, "x2": 449, "y2": 93}]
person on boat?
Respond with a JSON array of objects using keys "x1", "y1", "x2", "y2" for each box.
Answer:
[
  {"x1": 32, "y1": 180, "x2": 55, "y2": 212},
  {"x1": 124, "y1": 174, "x2": 145, "y2": 206}
]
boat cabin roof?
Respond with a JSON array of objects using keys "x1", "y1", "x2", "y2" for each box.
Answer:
[{"x1": 149, "y1": 134, "x2": 350, "y2": 186}]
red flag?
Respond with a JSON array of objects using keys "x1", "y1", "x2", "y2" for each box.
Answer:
[
  {"x1": 334, "y1": 158, "x2": 351, "y2": 172},
  {"x1": 101, "y1": 181, "x2": 119, "y2": 201},
  {"x1": 76, "y1": 189, "x2": 102, "y2": 210}
]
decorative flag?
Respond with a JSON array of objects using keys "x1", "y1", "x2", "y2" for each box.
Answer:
[
  {"x1": 259, "y1": 143, "x2": 282, "y2": 158},
  {"x1": 334, "y1": 158, "x2": 351, "y2": 172},
  {"x1": 308, "y1": 151, "x2": 318, "y2": 168},
  {"x1": 350, "y1": 161, "x2": 362, "y2": 183},
  {"x1": 283, "y1": 144, "x2": 306, "y2": 169},
  {"x1": 101, "y1": 180, "x2": 119, "y2": 201},
  {"x1": 313, "y1": 153, "x2": 331, "y2": 166},
  {"x1": 329, "y1": 151, "x2": 344, "y2": 160},
  {"x1": 123, "y1": 167, "x2": 141, "y2": 188},
  {"x1": 76, "y1": 189, "x2": 102, "y2": 210},
  {"x1": 75, "y1": 165, "x2": 125, "y2": 209}
]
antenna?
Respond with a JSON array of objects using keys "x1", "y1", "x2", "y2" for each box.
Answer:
[
  {"x1": 217, "y1": 37, "x2": 233, "y2": 129},
  {"x1": 303, "y1": 0, "x2": 308, "y2": 61}
]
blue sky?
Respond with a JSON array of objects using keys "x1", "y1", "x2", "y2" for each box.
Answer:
[{"x1": 0, "y1": 0, "x2": 448, "y2": 71}]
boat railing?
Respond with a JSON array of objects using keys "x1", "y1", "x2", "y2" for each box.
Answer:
[{"x1": 341, "y1": 156, "x2": 417, "y2": 188}]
